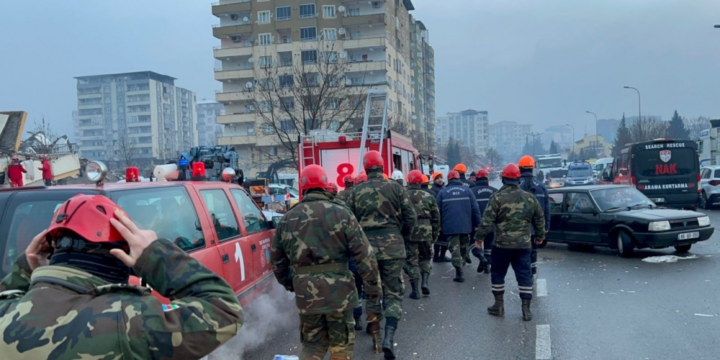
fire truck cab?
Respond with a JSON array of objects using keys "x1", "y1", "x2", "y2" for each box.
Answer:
[{"x1": 298, "y1": 129, "x2": 422, "y2": 193}]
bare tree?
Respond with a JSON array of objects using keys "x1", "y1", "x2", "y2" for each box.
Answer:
[
  {"x1": 628, "y1": 116, "x2": 667, "y2": 143},
  {"x1": 684, "y1": 116, "x2": 711, "y2": 140},
  {"x1": 21, "y1": 118, "x2": 75, "y2": 155},
  {"x1": 250, "y1": 38, "x2": 389, "y2": 169},
  {"x1": 115, "y1": 136, "x2": 138, "y2": 168}
]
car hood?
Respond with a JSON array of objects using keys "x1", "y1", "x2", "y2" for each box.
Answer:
[{"x1": 615, "y1": 208, "x2": 705, "y2": 220}]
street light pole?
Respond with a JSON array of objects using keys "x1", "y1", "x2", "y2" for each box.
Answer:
[
  {"x1": 527, "y1": 132, "x2": 543, "y2": 157},
  {"x1": 565, "y1": 124, "x2": 575, "y2": 159},
  {"x1": 586, "y1": 111, "x2": 598, "y2": 156},
  {"x1": 623, "y1": 86, "x2": 642, "y2": 121}
]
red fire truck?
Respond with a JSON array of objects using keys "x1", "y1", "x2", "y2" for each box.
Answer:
[{"x1": 298, "y1": 129, "x2": 424, "y2": 193}]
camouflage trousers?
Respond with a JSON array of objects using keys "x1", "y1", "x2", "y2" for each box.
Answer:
[
  {"x1": 299, "y1": 310, "x2": 356, "y2": 360},
  {"x1": 366, "y1": 258, "x2": 405, "y2": 320},
  {"x1": 448, "y1": 234, "x2": 471, "y2": 268},
  {"x1": 405, "y1": 241, "x2": 433, "y2": 281}
]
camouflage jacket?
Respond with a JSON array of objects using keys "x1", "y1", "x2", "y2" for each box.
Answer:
[
  {"x1": 406, "y1": 185, "x2": 440, "y2": 243},
  {"x1": 345, "y1": 171, "x2": 417, "y2": 260},
  {"x1": 271, "y1": 191, "x2": 382, "y2": 315},
  {"x1": 0, "y1": 239, "x2": 243, "y2": 360},
  {"x1": 475, "y1": 184, "x2": 545, "y2": 249},
  {"x1": 336, "y1": 187, "x2": 352, "y2": 203}
]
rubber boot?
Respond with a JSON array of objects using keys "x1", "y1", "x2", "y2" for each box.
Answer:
[
  {"x1": 409, "y1": 280, "x2": 420, "y2": 300},
  {"x1": 522, "y1": 299, "x2": 533, "y2": 321},
  {"x1": 382, "y1": 317, "x2": 398, "y2": 359},
  {"x1": 421, "y1": 272, "x2": 430, "y2": 295},
  {"x1": 432, "y1": 245, "x2": 440, "y2": 262},
  {"x1": 453, "y1": 266, "x2": 464, "y2": 283},
  {"x1": 487, "y1": 294, "x2": 505, "y2": 317},
  {"x1": 477, "y1": 258, "x2": 486, "y2": 273},
  {"x1": 366, "y1": 316, "x2": 382, "y2": 354}
]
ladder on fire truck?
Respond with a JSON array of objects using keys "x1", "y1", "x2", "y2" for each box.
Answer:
[{"x1": 357, "y1": 89, "x2": 389, "y2": 172}]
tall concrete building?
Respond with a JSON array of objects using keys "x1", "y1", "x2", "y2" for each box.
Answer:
[
  {"x1": 542, "y1": 125, "x2": 574, "y2": 150},
  {"x1": 489, "y1": 120, "x2": 533, "y2": 157},
  {"x1": 435, "y1": 110, "x2": 490, "y2": 156},
  {"x1": 211, "y1": 0, "x2": 421, "y2": 175},
  {"x1": 72, "y1": 110, "x2": 80, "y2": 142},
  {"x1": 74, "y1": 71, "x2": 198, "y2": 167},
  {"x1": 197, "y1": 102, "x2": 225, "y2": 145},
  {"x1": 409, "y1": 17, "x2": 435, "y2": 152}
]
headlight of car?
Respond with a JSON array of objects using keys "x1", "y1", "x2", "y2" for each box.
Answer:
[
  {"x1": 648, "y1": 220, "x2": 671, "y2": 232},
  {"x1": 698, "y1": 216, "x2": 710, "y2": 227}
]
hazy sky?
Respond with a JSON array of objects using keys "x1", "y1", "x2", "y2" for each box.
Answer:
[{"x1": 2, "y1": 0, "x2": 719, "y2": 141}]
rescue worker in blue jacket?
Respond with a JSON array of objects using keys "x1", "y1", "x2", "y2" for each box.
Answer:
[
  {"x1": 470, "y1": 169, "x2": 498, "y2": 273},
  {"x1": 436, "y1": 170, "x2": 481, "y2": 282},
  {"x1": 518, "y1": 155, "x2": 550, "y2": 280}
]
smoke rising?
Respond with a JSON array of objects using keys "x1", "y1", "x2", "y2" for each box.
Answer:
[{"x1": 209, "y1": 282, "x2": 299, "y2": 359}]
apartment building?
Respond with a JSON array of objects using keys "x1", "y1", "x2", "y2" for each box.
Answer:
[
  {"x1": 211, "y1": 0, "x2": 419, "y2": 176},
  {"x1": 409, "y1": 17, "x2": 435, "y2": 152},
  {"x1": 197, "y1": 102, "x2": 225, "y2": 145},
  {"x1": 72, "y1": 110, "x2": 80, "y2": 142},
  {"x1": 543, "y1": 125, "x2": 574, "y2": 150},
  {"x1": 74, "y1": 71, "x2": 198, "y2": 167},
  {"x1": 489, "y1": 120, "x2": 533, "y2": 157},
  {"x1": 435, "y1": 109, "x2": 490, "y2": 156}
]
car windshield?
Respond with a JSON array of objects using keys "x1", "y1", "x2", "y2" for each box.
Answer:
[
  {"x1": 636, "y1": 147, "x2": 696, "y2": 177},
  {"x1": 590, "y1": 187, "x2": 654, "y2": 211},
  {"x1": 568, "y1": 169, "x2": 593, "y2": 178}
]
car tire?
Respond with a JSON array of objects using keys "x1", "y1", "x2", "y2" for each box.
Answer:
[
  {"x1": 537, "y1": 238, "x2": 548, "y2": 248},
  {"x1": 616, "y1": 230, "x2": 634, "y2": 258},
  {"x1": 701, "y1": 192, "x2": 712, "y2": 210},
  {"x1": 674, "y1": 244, "x2": 692, "y2": 253}
]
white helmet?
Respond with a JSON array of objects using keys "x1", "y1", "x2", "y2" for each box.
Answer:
[{"x1": 391, "y1": 170, "x2": 404, "y2": 180}]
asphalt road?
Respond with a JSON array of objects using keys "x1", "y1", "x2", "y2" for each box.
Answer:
[{"x1": 211, "y1": 183, "x2": 720, "y2": 360}]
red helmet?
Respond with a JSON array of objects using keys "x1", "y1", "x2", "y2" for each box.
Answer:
[
  {"x1": 407, "y1": 170, "x2": 423, "y2": 184},
  {"x1": 476, "y1": 169, "x2": 489, "y2": 179},
  {"x1": 327, "y1": 182, "x2": 338, "y2": 193},
  {"x1": 355, "y1": 172, "x2": 368, "y2": 183},
  {"x1": 447, "y1": 170, "x2": 460, "y2": 180},
  {"x1": 501, "y1": 163, "x2": 521, "y2": 179},
  {"x1": 343, "y1": 174, "x2": 355, "y2": 185},
  {"x1": 363, "y1": 150, "x2": 384, "y2": 169},
  {"x1": 47, "y1": 194, "x2": 128, "y2": 243},
  {"x1": 301, "y1": 165, "x2": 329, "y2": 189}
]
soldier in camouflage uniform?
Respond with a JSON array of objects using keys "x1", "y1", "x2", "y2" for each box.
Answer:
[
  {"x1": 335, "y1": 174, "x2": 364, "y2": 331},
  {"x1": 404, "y1": 170, "x2": 440, "y2": 299},
  {"x1": 345, "y1": 150, "x2": 417, "y2": 360},
  {"x1": 0, "y1": 194, "x2": 243, "y2": 360},
  {"x1": 475, "y1": 164, "x2": 546, "y2": 321},
  {"x1": 272, "y1": 165, "x2": 382, "y2": 359},
  {"x1": 336, "y1": 174, "x2": 355, "y2": 203}
]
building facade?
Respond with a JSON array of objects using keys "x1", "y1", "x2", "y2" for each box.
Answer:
[
  {"x1": 74, "y1": 71, "x2": 198, "y2": 167},
  {"x1": 409, "y1": 17, "x2": 435, "y2": 152},
  {"x1": 543, "y1": 125, "x2": 574, "y2": 150},
  {"x1": 436, "y1": 109, "x2": 490, "y2": 155},
  {"x1": 211, "y1": 0, "x2": 423, "y2": 176},
  {"x1": 573, "y1": 134, "x2": 612, "y2": 159},
  {"x1": 197, "y1": 102, "x2": 225, "y2": 146},
  {"x1": 489, "y1": 120, "x2": 533, "y2": 157},
  {"x1": 72, "y1": 110, "x2": 80, "y2": 143}
]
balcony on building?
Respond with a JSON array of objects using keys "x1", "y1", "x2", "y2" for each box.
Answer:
[
  {"x1": 342, "y1": 8, "x2": 387, "y2": 27},
  {"x1": 212, "y1": 11, "x2": 252, "y2": 39},
  {"x1": 215, "y1": 56, "x2": 254, "y2": 80},
  {"x1": 341, "y1": 25, "x2": 387, "y2": 49},
  {"x1": 217, "y1": 103, "x2": 257, "y2": 124},
  {"x1": 212, "y1": 0, "x2": 251, "y2": 17},
  {"x1": 344, "y1": 71, "x2": 388, "y2": 87},
  {"x1": 216, "y1": 77, "x2": 256, "y2": 103},
  {"x1": 276, "y1": 28, "x2": 294, "y2": 52}
]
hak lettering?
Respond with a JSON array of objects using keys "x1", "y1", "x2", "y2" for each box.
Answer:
[{"x1": 655, "y1": 163, "x2": 677, "y2": 175}]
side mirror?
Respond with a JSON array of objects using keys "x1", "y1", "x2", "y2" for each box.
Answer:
[
  {"x1": 272, "y1": 215, "x2": 283, "y2": 229},
  {"x1": 581, "y1": 207, "x2": 596, "y2": 214}
]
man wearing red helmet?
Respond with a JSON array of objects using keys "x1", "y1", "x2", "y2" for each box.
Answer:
[
  {"x1": 470, "y1": 168, "x2": 498, "y2": 273},
  {"x1": 435, "y1": 170, "x2": 481, "y2": 283},
  {"x1": 345, "y1": 150, "x2": 416, "y2": 359},
  {"x1": 0, "y1": 194, "x2": 244, "y2": 359},
  {"x1": 336, "y1": 174, "x2": 355, "y2": 203},
  {"x1": 327, "y1": 182, "x2": 339, "y2": 196},
  {"x1": 38, "y1": 154, "x2": 53, "y2": 186},
  {"x1": 7, "y1": 155, "x2": 26, "y2": 187},
  {"x1": 475, "y1": 163, "x2": 545, "y2": 321},
  {"x1": 272, "y1": 164, "x2": 382, "y2": 359},
  {"x1": 404, "y1": 170, "x2": 440, "y2": 299}
]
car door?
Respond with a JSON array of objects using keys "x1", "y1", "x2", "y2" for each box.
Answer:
[
  {"x1": 547, "y1": 192, "x2": 566, "y2": 242},
  {"x1": 229, "y1": 188, "x2": 274, "y2": 283},
  {"x1": 196, "y1": 186, "x2": 252, "y2": 296},
  {"x1": 700, "y1": 168, "x2": 711, "y2": 194},
  {"x1": 563, "y1": 192, "x2": 603, "y2": 244}
]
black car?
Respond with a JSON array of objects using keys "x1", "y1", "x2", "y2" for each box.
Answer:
[{"x1": 543, "y1": 185, "x2": 714, "y2": 257}]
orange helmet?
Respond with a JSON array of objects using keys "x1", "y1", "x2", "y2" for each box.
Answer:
[
  {"x1": 453, "y1": 164, "x2": 467, "y2": 173},
  {"x1": 301, "y1": 165, "x2": 329, "y2": 189},
  {"x1": 407, "y1": 170, "x2": 423, "y2": 184},
  {"x1": 363, "y1": 150, "x2": 384, "y2": 169},
  {"x1": 355, "y1": 172, "x2": 368, "y2": 183},
  {"x1": 447, "y1": 170, "x2": 460, "y2": 180},
  {"x1": 432, "y1": 171, "x2": 443, "y2": 180},
  {"x1": 47, "y1": 194, "x2": 128, "y2": 243},
  {"x1": 421, "y1": 174, "x2": 430, "y2": 184},
  {"x1": 518, "y1": 155, "x2": 535, "y2": 168}
]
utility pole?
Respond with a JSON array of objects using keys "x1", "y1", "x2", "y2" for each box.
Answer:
[
  {"x1": 527, "y1": 132, "x2": 543, "y2": 157},
  {"x1": 586, "y1": 111, "x2": 598, "y2": 156}
]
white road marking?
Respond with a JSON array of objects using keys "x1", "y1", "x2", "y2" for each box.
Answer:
[
  {"x1": 537, "y1": 279, "x2": 548, "y2": 297},
  {"x1": 536, "y1": 324, "x2": 552, "y2": 359}
]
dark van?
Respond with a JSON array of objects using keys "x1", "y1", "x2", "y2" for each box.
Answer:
[{"x1": 603, "y1": 139, "x2": 700, "y2": 209}]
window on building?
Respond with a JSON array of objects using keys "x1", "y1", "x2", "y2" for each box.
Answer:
[
  {"x1": 257, "y1": 11, "x2": 271, "y2": 24},
  {"x1": 278, "y1": 74, "x2": 294, "y2": 88},
  {"x1": 199, "y1": 190, "x2": 240, "y2": 242},
  {"x1": 323, "y1": 29, "x2": 337, "y2": 41},
  {"x1": 259, "y1": 56, "x2": 273, "y2": 68},
  {"x1": 323, "y1": 51, "x2": 338, "y2": 63},
  {"x1": 348, "y1": 8, "x2": 360, "y2": 16},
  {"x1": 300, "y1": 27, "x2": 317, "y2": 41},
  {"x1": 301, "y1": 50, "x2": 318, "y2": 64},
  {"x1": 300, "y1": 4, "x2": 316, "y2": 18},
  {"x1": 263, "y1": 124, "x2": 274, "y2": 135},
  {"x1": 327, "y1": 120, "x2": 340, "y2": 131},
  {"x1": 281, "y1": 120, "x2": 295, "y2": 132},
  {"x1": 322, "y1": 5, "x2": 336, "y2": 18},
  {"x1": 276, "y1": 6, "x2": 291, "y2": 21},
  {"x1": 281, "y1": 98, "x2": 295, "y2": 110},
  {"x1": 259, "y1": 33, "x2": 272, "y2": 45},
  {"x1": 327, "y1": 98, "x2": 339, "y2": 109}
]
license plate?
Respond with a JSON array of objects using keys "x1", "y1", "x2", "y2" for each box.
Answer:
[
  {"x1": 651, "y1": 198, "x2": 665, "y2": 203},
  {"x1": 678, "y1": 232, "x2": 699, "y2": 240}
]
